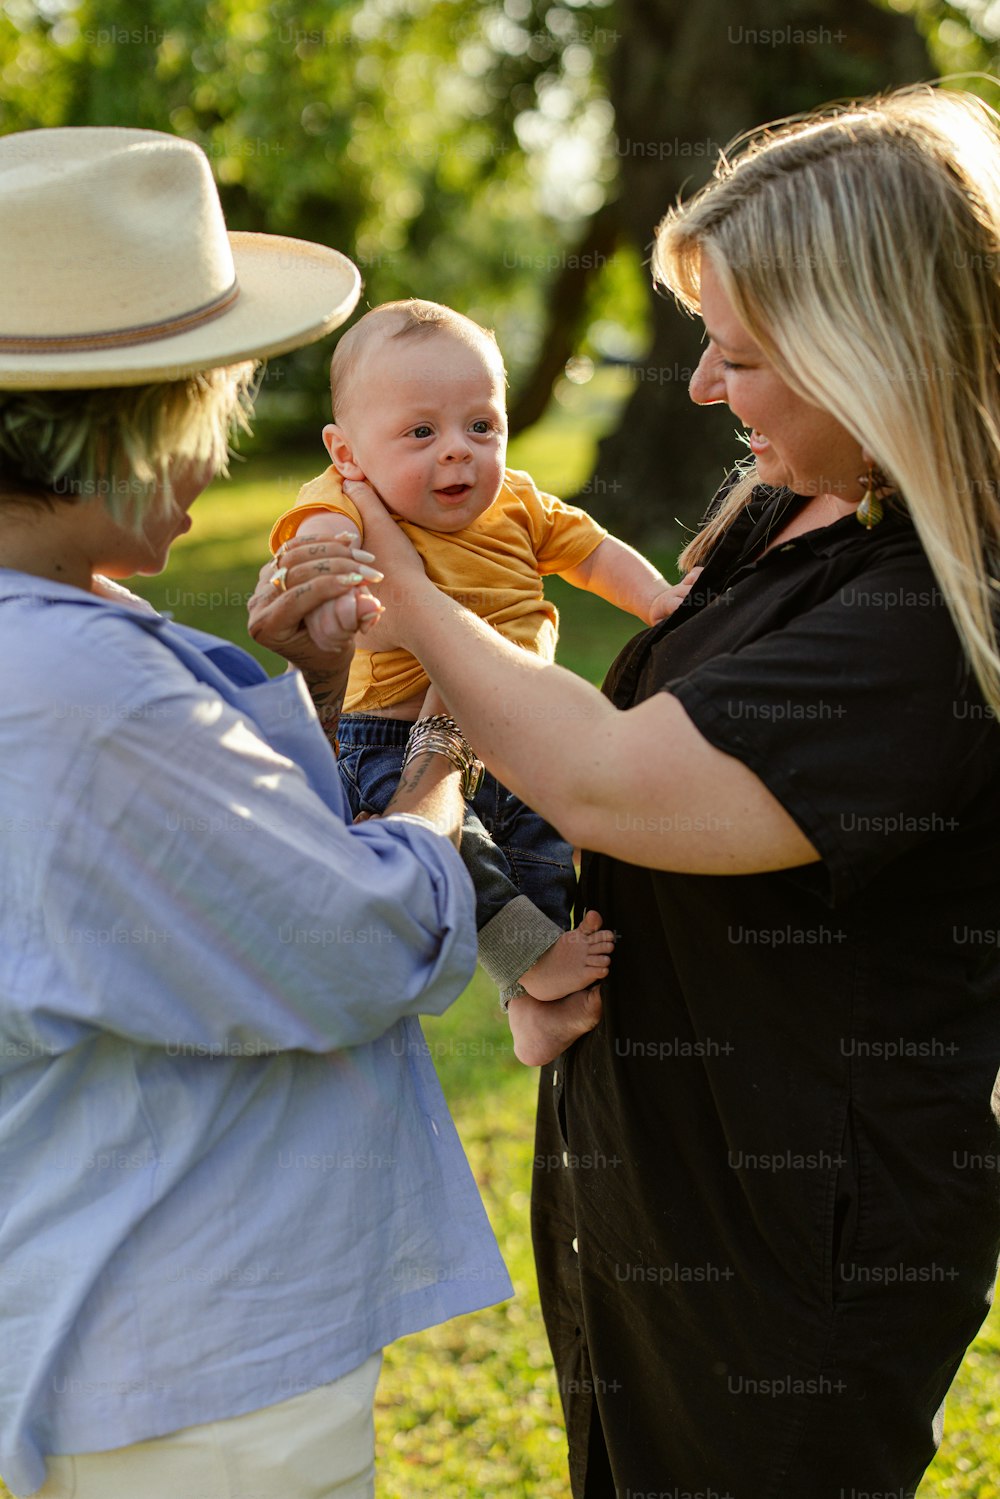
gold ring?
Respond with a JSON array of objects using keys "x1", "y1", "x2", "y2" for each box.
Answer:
[{"x1": 270, "y1": 566, "x2": 288, "y2": 592}]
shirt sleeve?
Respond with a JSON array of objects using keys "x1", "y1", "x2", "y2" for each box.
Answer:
[
  {"x1": 269, "y1": 467, "x2": 364, "y2": 552},
  {"x1": 508, "y1": 469, "x2": 608, "y2": 575},
  {"x1": 667, "y1": 551, "x2": 998, "y2": 906},
  {"x1": 36, "y1": 670, "x2": 476, "y2": 1056}
]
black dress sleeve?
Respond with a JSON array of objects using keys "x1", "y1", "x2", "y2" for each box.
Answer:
[{"x1": 667, "y1": 549, "x2": 998, "y2": 905}]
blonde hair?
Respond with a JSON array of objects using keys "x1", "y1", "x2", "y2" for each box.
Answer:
[
  {"x1": 330, "y1": 299, "x2": 505, "y2": 420},
  {"x1": 0, "y1": 363, "x2": 257, "y2": 529},
  {"x1": 654, "y1": 85, "x2": 1000, "y2": 712}
]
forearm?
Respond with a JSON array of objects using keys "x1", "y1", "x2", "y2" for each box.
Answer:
[
  {"x1": 561, "y1": 536, "x2": 670, "y2": 622},
  {"x1": 418, "y1": 596, "x2": 816, "y2": 874},
  {"x1": 299, "y1": 656, "x2": 353, "y2": 747},
  {"x1": 383, "y1": 749, "x2": 464, "y2": 849},
  {"x1": 405, "y1": 587, "x2": 613, "y2": 840},
  {"x1": 48, "y1": 687, "x2": 477, "y2": 1052}
]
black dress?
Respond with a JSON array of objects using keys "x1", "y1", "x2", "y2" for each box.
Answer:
[{"x1": 532, "y1": 483, "x2": 1000, "y2": 1498}]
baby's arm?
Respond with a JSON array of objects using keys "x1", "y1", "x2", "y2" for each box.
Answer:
[
  {"x1": 289, "y1": 508, "x2": 362, "y2": 551},
  {"x1": 559, "y1": 536, "x2": 702, "y2": 625}
]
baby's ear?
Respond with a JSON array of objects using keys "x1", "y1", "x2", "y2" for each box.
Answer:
[{"x1": 322, "y1": 424, "x2": 366, "y2": 482}]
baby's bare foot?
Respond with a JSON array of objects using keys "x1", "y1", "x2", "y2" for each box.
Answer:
[
  {"x1": 508, "y1": 985, "x2": 603, "y2": 1067},
  {"x1": 519, "y1": 908, "x2": 614, "y2": 1002}
]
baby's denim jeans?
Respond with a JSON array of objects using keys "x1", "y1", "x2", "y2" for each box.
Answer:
[{"x1": 336, "y1": 714, "x2": 577, "y2": 991}]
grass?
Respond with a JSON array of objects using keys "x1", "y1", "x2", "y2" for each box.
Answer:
[
  {"x1": 374, "y1": 979, "x2": 569, "y2": 1496},
  {"x1": 4, "y1": 375, "x2": 1000, "y2": 1495}
]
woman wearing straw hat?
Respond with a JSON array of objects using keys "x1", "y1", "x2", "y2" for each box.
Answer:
[
  {"x1": 0, "y1": 127, "x2": 511, "y2": 1499},
  {"x1": 263, "y1": 86, "x2": 1000, "y2": 1496}
]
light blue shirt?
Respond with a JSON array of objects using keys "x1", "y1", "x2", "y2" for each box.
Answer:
[{"x1": 0, "y1": 571, "x2": 512, "y2": 1497}]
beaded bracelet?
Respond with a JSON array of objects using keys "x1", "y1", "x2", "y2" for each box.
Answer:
[{"x1": 403, "y1": 713, "x2": 484, "y2": 800}]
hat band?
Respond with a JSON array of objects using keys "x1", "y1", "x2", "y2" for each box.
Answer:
[{"x1": 0, "y1": 280, "x2": 240, "y2": 355}]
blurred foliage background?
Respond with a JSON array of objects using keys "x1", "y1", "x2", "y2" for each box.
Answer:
[{"x1": 2, "y1": 0, "x2": 1000, "y2": 537}]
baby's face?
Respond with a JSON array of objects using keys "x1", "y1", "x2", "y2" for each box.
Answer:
[{"x1": 328, "y1": 330, "x2": 507, "y2": 533}]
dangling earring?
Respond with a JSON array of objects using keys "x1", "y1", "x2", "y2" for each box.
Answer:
[{"x1": 856, "y1": 462, "x2": 889, "y2": 530}]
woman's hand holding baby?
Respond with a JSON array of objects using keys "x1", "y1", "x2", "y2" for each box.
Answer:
[
  {"x1": 248, "y1": 530, "x2": 384, "y2": 740},
  {"x1": 249, "y1": 532, "x2": 383, "y2": 658},
  {"x1": 341, "y1": 478, "x2": 437, "y2": 648},
  {"x1": 281, "y1": 513, "x2": 386, "y2": 655}
]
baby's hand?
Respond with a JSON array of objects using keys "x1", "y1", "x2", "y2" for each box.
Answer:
[
  {"x1": 305, "y1": 590, "x2": 381, "y2": 654},
  {"x1": 646, "y1": 566, "x2": 704, "y2": 625}
]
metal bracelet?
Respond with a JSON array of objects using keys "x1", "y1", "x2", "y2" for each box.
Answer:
[{"x1": 403, "y1": 715, "x2": 484, "y2": 799}]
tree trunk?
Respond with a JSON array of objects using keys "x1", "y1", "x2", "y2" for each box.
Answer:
[
  {"x1": 509, "y1": 201, "x2": 621, "y2": 436},
  {"x1": 575, "y1": 0, "x2": 932, "y2": 546}
]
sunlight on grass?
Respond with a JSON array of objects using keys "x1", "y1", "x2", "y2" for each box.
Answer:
[{"x1": 375, "y1": 978, "x2": 572, "y2": 1497}]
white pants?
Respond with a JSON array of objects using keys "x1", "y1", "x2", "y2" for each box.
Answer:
[{"x1": 28, "y1": 1352, "x2": 382, "y2": 1499}]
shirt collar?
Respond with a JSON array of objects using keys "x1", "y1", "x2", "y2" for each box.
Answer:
[
  {"x1": 732, "y1": 486, "x2": 911, "y2": 569},
  {"x1": 0, "y1": 567, "x2": 161, "y2": 611}
]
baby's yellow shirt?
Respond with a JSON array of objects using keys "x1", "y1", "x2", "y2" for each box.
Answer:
[{"x1": 270, "y1": 466, "x2": 607, "y2": 712}]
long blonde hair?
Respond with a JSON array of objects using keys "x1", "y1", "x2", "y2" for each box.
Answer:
[{"x1": 654, "y1": 85, "x2": 1000, "y2": 712}]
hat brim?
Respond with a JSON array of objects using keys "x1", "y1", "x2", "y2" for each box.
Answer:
[{"x1": 0, "y1": 231, "x2": 361, "y2": 389}]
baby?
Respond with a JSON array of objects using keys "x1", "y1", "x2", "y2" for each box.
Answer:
[{"x1": 270, "y1": 300, "x2": 695, "y2": 1045}]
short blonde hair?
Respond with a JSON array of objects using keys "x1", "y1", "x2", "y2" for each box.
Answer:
[
  {"x1": 330, "y1": 299, "x2": 505, "y2": 420},
  {"x1": 654, "y1": 85, "x2": 1000, "y2": 712},
  {"x1": 0, "y1": 362, "x2": 258, "y2": 529}
]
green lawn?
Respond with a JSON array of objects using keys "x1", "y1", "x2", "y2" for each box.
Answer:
[{"x1": 4, "y1": 382, "x2": 999, "y2": 1495}]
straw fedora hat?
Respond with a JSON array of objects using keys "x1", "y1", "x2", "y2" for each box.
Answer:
[{"x1": 0, "y1": 126, "x2": 361, "y2": 388}]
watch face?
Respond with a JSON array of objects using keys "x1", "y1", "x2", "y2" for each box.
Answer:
[{"x1": 464, "y1": 759, "x2": 485, "y2": 800}]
